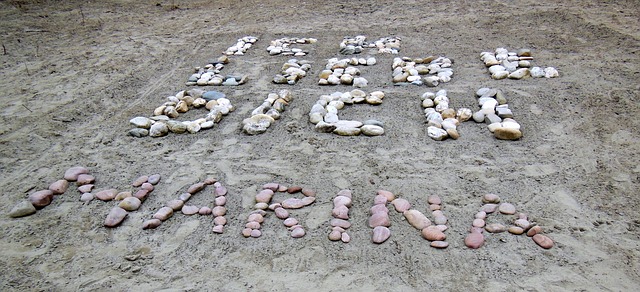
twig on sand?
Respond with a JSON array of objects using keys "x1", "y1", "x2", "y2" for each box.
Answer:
[
  {"x1": 2, "y1": 44, "x2": 6, "y2": 55},
  {"x1": 22, "y1": 104, "x2": 32, "y2": 113},
  {"x1": 24, "y1": 63, "x2": 30, "y2": 76}
]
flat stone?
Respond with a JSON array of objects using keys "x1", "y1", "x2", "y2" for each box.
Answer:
[
  {"x1": 104, "y1": 207, "x2": 128, "y2": 227},
  {"x1": 361, "y1": 125, "x2": 384, "y2": 136},
  {"x1": 9, "y1": 201, "x2": 37, "y2": 217},
  {"x1": 64, "y1": 166, "x2": 89, "y2": 181},
  {"x1": 372, "y1": 226, "x2": 391, "y2": 244},
  {"x1": 494, "y1": 127, "x2": 522, "y2": 140},
  {"x1": 498, "y1": 203, "x2": 516, "y2": 215}
]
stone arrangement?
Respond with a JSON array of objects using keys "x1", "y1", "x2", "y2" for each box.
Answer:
[
  {"x1": 471, "y1": 87, "x2": 522, "y2": 140},
  {"x1": 223, "y1": 36, "x2": 258, "y2": 56},
  {"x1": 143, "y1": 177, "x2": 228, "y2": 233},
  {"x1": 391, "y1": 56, "x2": 454, "y2": 87},
  {"x1": 389, "y1": 194, "x2": 449, "y2": 248},
  {"x1": 318, "y1": 57, "x2": 375, "y2": 87},
  {"x1": 128, "y1": 89, "x2": 234, "y2": 138},
  {"x1": 421, "y1": 89, "x2": 473, "y2": 141},
  {"x1": 244, "y1": 183, "x2": 316, "y2": 238},
  {"x1": 370, "y1": 190, "x2": 393, "y2": 244},
  {"x1": 267, "y1": 37, "x2": 316, "y2": 56},
  {"x1": 328, "y1": 190, "x2": 353, "y2": 243},
  {"x1": 272, "y1": 59, "x2": 312, "y2": 85},
  {"x1": 103, "y1": 173, "x2": 161, "y2": 228},
  {"x1": 339, "y1": 35, "x2": 401, "y2": 54},
  {"x1": 480, "y1": 48, "x2": 559, "y2": 80},
  {"x1": 464, "y1": 193, "x2": 554, "y2": 249},
  {"x1": 309, "y1": 90, "x2": 386, "y2": 136},
  {"x1": 185, "y1": 55, "x2": 248, "y2": 86},
  {"x1": 243, "y1": 90, "x2": 293, "y2": 135}
]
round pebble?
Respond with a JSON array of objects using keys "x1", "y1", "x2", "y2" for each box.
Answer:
[
  {"x1": 372, "y1": 226, "x2": 391, "y2": 244},
  {"x1": 132, "y1": 175, "x2": 148, "y2": 187},
  {"x1": 118, "y1": 197, "x2": 141, "y2": 211},
  {"x1": 464, "y1": 233, "x2": 485, "y2": 249},
  {"x1": 391, "y1": 198, "x2": 411, "y2": 212},
  {"x1": 485, "y1": 223, "x2": 507, "y2": 233},
  {"x1": 430, "y1": 241, "x2": 449, "y2": 249},
  {"x1": 29, "y1": 190, "x2": 53, "y2": 208},
  {"x1": 95, "y1": 189, "x2": 118, "y2": 201},
  {"x1": 533, "y1": 234, "x2": 554, "y2": 249},
  {"x1": 48, "y1": 180, "x2": 69, "y2": 195},
  {"x1": 199, "y1": 206, "x2": 212, "y2": 215},
  {"x1": 283, "y1": 217, "x2": 298, "y2": 227},
  {"x1": 80, "y1": 192, "x2": 94, "y2": 202},
  {"x1": 498, "y1": 203, "x2": 516, "y2": 215},
  {"x1": 148, "y1": 174, "x2": 161, "y2": 185},
  {"x1": 64, "y1": 166, "x2": 89, "y2": 181},
  {"x1": 291, "y1": 227, "x2": 305, "y2": 238},
  {"x1": 104, "y1": 207, "x2": 128, "y2": 227},
  {"x1": 421, "y1": 226, "x2": 446, "y2": 241},
  {"x1": 527, "y1": 226, "x2": 543, "y2": 237}
]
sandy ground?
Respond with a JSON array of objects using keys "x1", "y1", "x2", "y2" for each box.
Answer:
[{"x1": 1, "y1": 0, "x2": 639, "y2": 291}]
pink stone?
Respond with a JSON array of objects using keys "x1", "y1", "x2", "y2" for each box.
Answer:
[
  {"x1": 533, "y1": 234, "x2": 554, "y2": 249},
  {"x1": 245, "y1": 221, "x2": 261, "y2": 229},
  {"x1": 436, "y1": 225, "x2": 448, "y2": 232},
  {"x1": 133, "y1": 189, "x2": 150, "y2": 201},
  {"x1": 427, "y1": 195, "x2": 441, "y2": 205},
  {"x1": 333, "y1": 195, "x2": 352, "y2": 208},
  {"x1": 472, "y1": 218, "x2": 485, "y2": 228},
  {"x1": 148, "y1": 174, "x2": 161, "y2": 185},
  {"x1": 281, "y1": 198, "x2": 304, "y2": 209},
  {"x1": 291, "y1": 227, "x2": 305, "y2": 238},
  {"x1": 255, "y1": 189, "x2": 274, "y2": 203},
  {"x1": 213, "y1": 216, "x2": 227, "y2": 225},
  {"x1": 187, "y1": 182, "x2": 205, "y2": 194},
  {"x1": 508, "y1": 226, "x2": 525, "y2": 235},
  {"x1": 242, "y1": 228, "x2": 252, "y2": 237},
  {"x1": 485, "y1": 223, "x2": 507, "y2": 233},
  {"x1": 141, "y1": 182, "x2": 154, "y2": 192},
  {"x1": 465, "y1": 233, "x2": 485, "y2": 249},
  {"x1": 268, "y1": 203, "x2": 282, "y2": 210},
  {"x1": 372, "y1": 226, "x2": 391, "y2": 244},
  {"x1": 287, "y1": 186, "x2": 302, "y2": 193},
  {"x1": 142, "y1": 219, "x2": 162, "y2": 229},
  {"x1": 212, "y1": 206, "x2": 226, "y2": 217},
  {"x1": 301, "y1": 196, "x2": 315, "y2": 206},
  {"x1": 337, "y1": 189, "x2": 352, "y2": 199},
  {"x1": 248, "y1": 213, "x2": 264, "y2": 223},
  {"x1": 514, "y1": 219, "x2": 531, "y2": 230},
  {"x1": 203, "y1": 177, "x2": 216, "y2": 185},
  {"x1": 499, "y1": 203, "x2": 516, "y2": 215},
  {"x1": 29, "y1": 190, "x2": 54, "y2": 208},
  {"x1": 132, "y1": 175, "x2": 148, "y2": 187},
  {"x1": 75, "y1": 174, "x2": 95, "y2": 186},
  {"x1": 104, "y1": 207, "x2": 127, "y2": 227},
  {"x1": 391, "y1": 198, "x2": 411, "y2": 212},
  {"x1": 64, "y1": 166, "x2": 89, "y2": 181},
  {"x1": 482, "y1": 193, "x2": 500, "y2": 204},
  {"x1": 153, "y1": 207, "x2": 173, "y2": 221},
  {"x1": 275, "y1": 207, "x2": 289, "y2": 219},
  {"x1": 212, "y1": 225, "x2": 224, "y2": 233},
  {"x1": 215, "y1": 196, "x2": 226, "y2": 206},
  {"x1": 48, "y1": 180, "x2": 69, "y2": 195},
  {"x1": 376, "y1": 190, "x2": 395, "y2": 202},
  {"x1": 341, "y1": 232, "x2": 351, "y2": 243},
  {"x1": 167, "y1": 199, "x2": 184, "y2": 211},
  {"x1": 118, "y1": 197, "x2": 141, "y2": 211},
  {"x1": 215, "y1": 185, "x2": 227, "y2": 196},
  {"x1": 77, "y1": 184, "x2": 94, "y2": 193},
  {"x1": 250, "y1": 229, "x2": 262, "y2": 238},
  {"x1": 434, "y1": 215, "x2": 447, "y2": 225},
  {"x1": 95, "y1": 189, "x2": 118, "y2": 201},
  {"x1": 374, "y1": 194, "x2": 388, "y2": 205},
  {"x1": 198, "y1": 206, "x2": 212, "y2": 215},
  {"x1": 421, "y1": 226, "x2": 446, "y2": 241},
  {"x1": 431, "y1": 241, "x2": 449, "y2": 248},
  {"x1": 328, "y1": 230, "x2": 341, "y2": 241},
  {"x1": 475, "y1": 211, "x2": 487, "y2": 219},
  {"x1": 262, "y1": 183, "x2": 279, "y2": 191},
  {"x1": 330, "y1": 218, "x2": 351, "y2": 229},
  {"x1": 403, "y1": 209, "x2": 431, "y2": 230},
  {"x1": 470, "y1": 227, "x2": 484, "y2": 234},
  {"x1": 370, "y1": 204, "x2": 389, "y2": 214},
  {"x1": 283, "y1": 217, "x2": 298, "y2": 227},
  {"x1": 277, "y1": 185, "x2": 288, "y2": 192},
  {"x1": 368, "y1": 212, "x2": 391, "y2": 228},
  {"x1": 301, "y1": 188, "x2": 316, "y2": 197},
  {"x1": 527, "y1": 226, "x2": 543, "y2": 237},
  {"x1": 332, "y1": 205, "x2": 349, "y2": 219},
  {"x1": 429, "y1": 204, "x2": 441, "y2": 211},
  {"x1": 481, "y1": 203, "x2": 498, "y2": 214},
  {"x1": 181, "y1": 205, "x2": 199, "y2": 215}
]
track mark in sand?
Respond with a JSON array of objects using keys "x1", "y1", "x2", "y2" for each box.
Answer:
[
  {"x1": 523, "y1": 164, "x2": 558, "y2": 177},
  {"x1": 552, "y1": 189, "x2": 582, "y2": 213},
  {"x1": 157, "y1": 220, "x2": 200, "y2": 256}
]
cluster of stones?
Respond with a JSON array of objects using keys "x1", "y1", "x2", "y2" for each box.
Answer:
[
  {"x1": 9, "y1": 166, "x2": 94, "y2": 218},
  {"x1": 391, "y1": 56, "x2": 454, "y2": 87},
  {"x1": 143, "y1": 177, "x2": 227, "y2": 233},
  {"x1": 223, "y1": 36, "x2": 258, "y2": 56},
  {"x1": 129, "y1": 89, "x2": 234, "y2": 138},
  {"x1": 272, "y1": 59, "x2": 311, "y2": 85},
  {"x1": 370, "y1": 190, "x2": 394, "y2": 244},
  {"x1": 480, "y1": 48, "x2": 559, "y2": 80},
  {"x1": 267, "y1": 37, "x2": 316, "y2": 56},
  {"x1": 339, "y1": 35, "x2": 401, "y2": 54},
  {"x1": 103, "y1": 174, "x2": 161, "y2": 228},
  {"x1": 186, "y1": 55, "x2": 248, "y2": 86},
  {"x1": 464, "y1": 193, "x2": 554, "y2": 249},
  {"x1": 391, "y1": 194, "x2": 449, "y2": 248},
  {"x1": 422, "y1": 90, "x2": 473, "y2": 141},
  {"x1": 242, "y1": 90, "x2": 293, "y2": 135},
  {"x1": 471, "y1": 87, "x2": 522, "y2": 140},
  {"x1": 328, "y1": 190, "x2": 353, "y2": 243},
  {"x1": 309, "y1": 90, "x2": 385, "y2": 136},
  {"x1": 318, "y1": 57, "x2": 375, "y2": 87},
  {"x1": 244, "y1": 183, "x2": 316, "y2": 238}
]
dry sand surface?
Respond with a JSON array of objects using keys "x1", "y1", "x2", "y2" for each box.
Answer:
[{"x1": 1, "y1": 0, "x2": 639, "y2": 291}]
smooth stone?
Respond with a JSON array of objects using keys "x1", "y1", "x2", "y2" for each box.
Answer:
[
  {"x1": 481, "y1": 204, "x2": 498, "y2": 213},
  {"x1": 95, "y1": 189, "x2": 118, "y2": 201},
  {"x1": 167, "y1": 121, "x2": 187, "y2": 134},
  {"x1": 149, "y1": 123, "x2": 169, "y2": 137},
  {"x1": 212, "y1": 225, "x2": 224, "y2": 234},
  {"x1": 141, "y1": 183, "x2": 154, "y2": 192},
  {"x1": 128, "y1": 128, "x2": 149, "y2": 137},
  {"x1": 494, "y1": 127, "x2": 523, "y2": 140},
  {"x1": 212, "y1": 206, "x2": 226, "y2": 217},
  {"x1": 492, "y1": 71, "x2": 509, "y2": 80},
  {"x1": 508, "y1": 68, "x2": 530, "y2": 79},
  {"x1": 421, "y1": 226, "x2": 446, "y2": 241},
  {"x1": 374, "y1": 195, "x2": 388, "y2": 205},
  {"x1": 544, "y1": 67, "x2": 559, "y2": 78},
  {"x1": 482, "y1": 193, "x2": 500, "y2": 203},
  {"x1": 333, "y1": 127, "x2": 361, "y2": 136},
  {"x1": 508, "y1": 226, "x2": 525, "y2": 235},
  {"x1": 475, "y1": 211, "x2": 487, "y2": 219},
  {"x1": 431, "y1": 241, "x2": 449, "y2": 249},
  {"x1": 142, "y1": 219, "x2": 162, "y2": 229},
  {"x1": 80, "y1": 193, "x2": 94, "y2": 202},
  {"x1": 341, "y1": 232, "x2": 351, "y2": 243},
  {"x1": 527, "y1": 226, "x2": 543, "y2": 237},
  {"x1": 434, "y1": 215, "x2": 447, "y2": 225},
  {"x1": 333, "y1": 195, "x2": 352, "y2": 208},
  {"x1": 9, "y1": 201, "x2": 37, "y2": 217},
  {"x1": 115, "y1": 191, "x2": 133, "y2": 201},
  {"x1": 427, "y1": 195, "x2": 441, "y2": 205},
  {"x1": 291, "y1": 227, "x2": 305, "y2": 238},
  {"x1": 167, "y1": 199, "x2": 184, "y2": 211},
  {"x1": 213, "y1": 216, "x2": 227, "y2": 226},
  {"x1": 48, "y1": 179, "x2": 69, "y2": 195},
  {"x1": 187, "y1": 182, "x2": 205, "y2": 194},
  {"x1": 130, "y1": 117, "x2": 152, "y2": 128},
  {"x1": 64, "y1": 166, "x2": 89, "y2": 181},
  {"x1": 133, "y1": 189, "x2": 150, "y2": 201},
  {"x1": 281, "y1": 198, "x2": 305, "y2": 209},
  {"x1": 530, "y1": 67, "x2": 545, "y2": 78},
  {"x1": 404, "y1": 209, "x2": 432, "y2": 230},
  {"x1": 132, "y1": 175, "x2": 148, "y2": 187},
  {"x1": 361, "y1": 125, "x2": 384, "y2": 136},
  {"x1": 153, "y1": 207, "x2": 174, "y2": 221},
  {"x1": 472, "y1": 111, "x2": 485, "y2": 123},
  {"x1": 485, "y1": 223, "x2": 507, "y2": 233},
  {"x1": 332, "y1": 205, "x2": 350, "y2": 219},
  {"x1": 255, "y1": 189, "x2": 274, "y2": 203},
  {"x1": 472, "y1": 219, "x2": 486, "y2": 228},
  {"x1": 533, "y1": 234, "x2": 554, "y2": 249},
  {"x1": 181, "y1": 205, "x2": 199, "y2": 215},
  {"x1": 465, "y1": 233, "x2": 485, "y2": 249},
  {"x1": 499, "y1": 203, "x2": 517, "y2": 215},
  {"x1": 248, "y1": 213, "x2": 264, "y2": 223},
  {"x1": 104, "y1": 207, "x2": 128, "y2": 227},
  {"x1": 331, "y1": 218, "x2": 351, "y2": 229},
  {"x1": 427, "y1": 126, "x2": 448, "y2": 141},
  {"x1": 119, "y1": 197, "x2": 141, "y2": 211},
  {"x1": 250, "y1": 229, "x2": 262, "y2": 238},
  {"x1": 376, "y1": 190, "x2": 394, "y2": 202},
  {"x1": 275, "y1": 207, "x2": 289, "y2": 219},
  {"x1": 372, "y1": 226, "x2": 391, "y2": 244},
  {"x1": 391, "y1": 198, "x2": 411, "y2": 212},
  {"x1": 76, "y1": 174, "x2": 95, "y2": 186},
  {"x1": 328, "y1": 230, "x2": 342, "y2": 241},
  {"x1": 214, "y1": 196, "x2": 226, "y2": 206}
]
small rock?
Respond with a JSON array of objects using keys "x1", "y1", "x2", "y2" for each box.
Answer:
[
  {"x1": 142, "y1": 219, "x2": 162, "y2": 229},
  {"x1": 485, "y1": 223, "x2": 507, "y2": 233},
  {"x1": 48, "y1": 180, "x2": 69, "y2": 195},
  {"x1": 481, "y1": 204, "x2": 498, "y2": 213},
  {"x1": 391, "y1": 198, "x2": 411, "y2": 212},
  {"x1": 167, "y1": 199, "x2": 184, "y2": 211},
  {"x1": 64, "y1": 166, "x2": 89, "y2": 181},
  {"x1": 95, "y1": 189, "x2": 118, "y2": 201},
  {"x1": 76, "y1": 174, "x2": 95, "y2": 186},
  {"x1": 508, "y1": 226, "x2": 525, "y2": 235},
  {"x1": 421, "y1": 226, "x2": 446, "y2": 241},
  {"x1": 427, "y1": 126, "x2": 448, "y2": 141},
  {"x1": 130, "y1": 117, "x2": 153, "y2": 128},
  {"x1": 330, "y1": 218, "x2": 351, "y2": 229},
  {"x1": 29, "y1": 190, "x2": 53, "y2": 208},
  {"x1": 403, "y1": 209, "x2": 431, "y2": 230},
  {"x1": 77, "y1": 184, "x2": 94, "y2": 193},
  {"x1": 9, "y1": 201, "x2": 37, "y2": 217},
  {"x1": 465, "y1": 233, "x2": 484, "y2": 249},
  {"x1": 494, "y1": 127, "x2": 522, "y2": 140},
  {"x1": 149, "y1": 123, "x2": 169, "y2": 137},
  {"x1": 153, "y1": 207, "x2": 174, "y2": 221},
  {"x1": 181, "y1": 205, "x2": 199, "y2": 215},
  {"x1": 104, "y1": 207, "x2": 128, "y2": 227},
  {"x1": 527, "y1": 226, "x2": 543, "y2": 237},
  {"x1": 132, "y1": 175, "x2": 148, "y2": 187},
  {"x1": 80, "y1": 193, "x2": 94, "y2": 202},
  {"x1": 482, "y1": 193, "x2": 500, "y2": 203},
  {"x1": 187, "y1": 182, "x2": 205, "y2": 194},
  {"x1": 430, "y1": 241, "x2": 449, "y2": 249},
  {"x1": 291, "y1": 227, "x2": 305, "y2": 238},
  {"x1": 498, "y1": 203, "x2": 516, "y2": 215},
  {"x1": 372, "y1": 226, "x2": 391, "y2": 244},
  {"x1": 533, "y1": 234, "x2": 554, "y2": 249},
  {"x1": 147, "y1": 174, "x2": 161, "y2": 185},
  {"x1": 427, "y1": 195, "x2": 441, "y2": 205},
  {"x1": 119, "y1": 197, "x2": 141, "y2": 211},
  {"x1": 212, "y1": 225, "x2": 224, "y2": 234}
]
